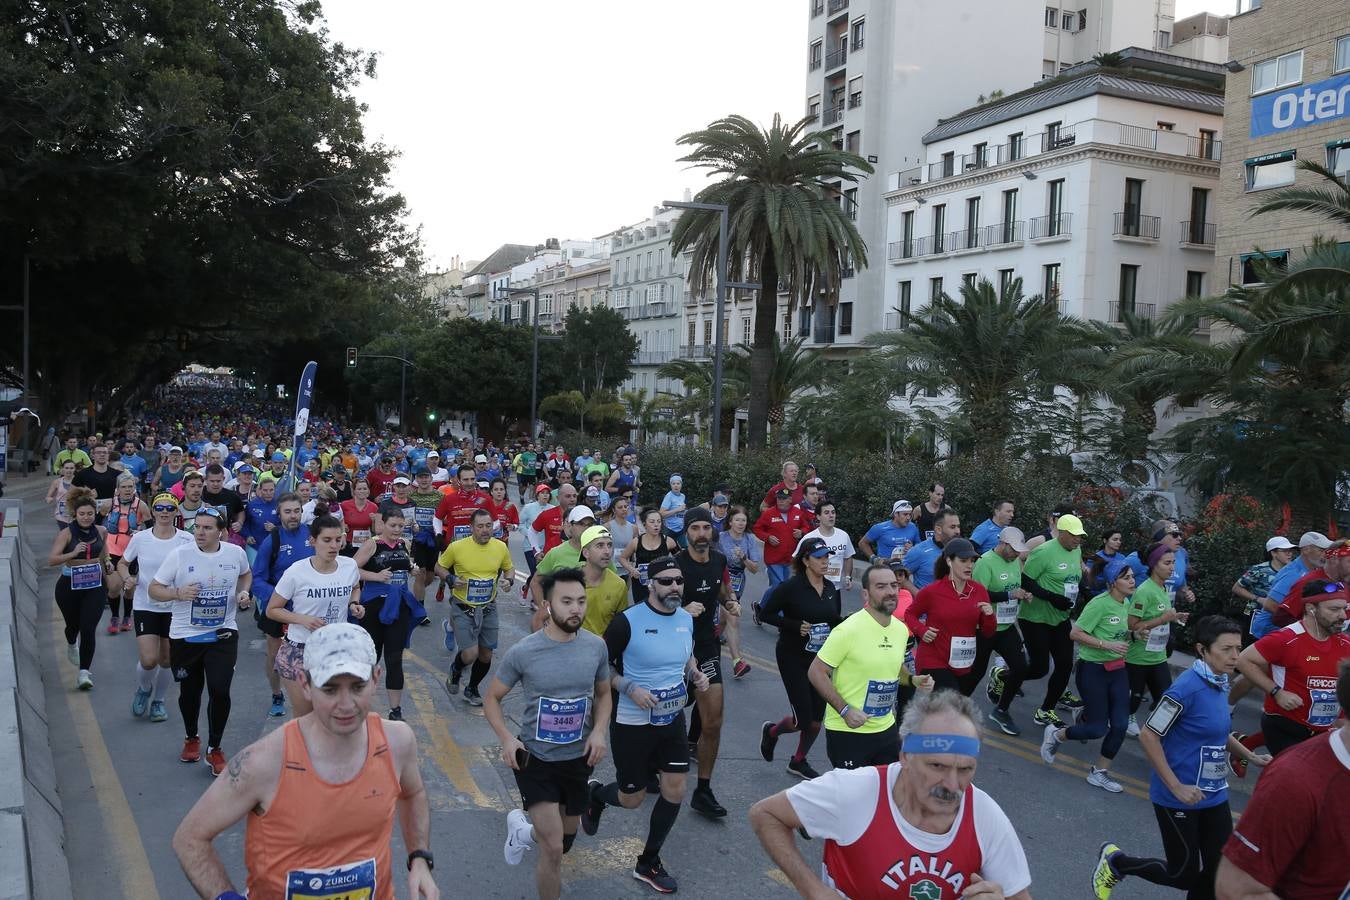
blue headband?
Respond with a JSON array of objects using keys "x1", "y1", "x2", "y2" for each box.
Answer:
[{"x1": 901, "y1": 733, "x2": 981, "y2": 757}]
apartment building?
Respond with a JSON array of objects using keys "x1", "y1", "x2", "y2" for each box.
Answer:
[
  {"x1": 529, "y1": 259, "x2": 611, "y2": 333},
  {"x1": 609, "y1": 208, "x2": 685, "y2": 397},
  {"x1": 1214, "y1": 0, "x2": 1350, "y2": 287},
  {"x1": 462, "y1": 244, "x2": 535, "y2": 320},
  {"x1": 799, "y1": 0, "x2": 1179, "y2": 349},
  {"x1": 882, "y1": 49, "x2": 1225, "y2": 329}
]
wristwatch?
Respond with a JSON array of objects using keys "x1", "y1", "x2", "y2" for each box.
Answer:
[
  {"x1": 407, "y1": 849, "x2": 435, "y2": 871},
  {"x1": 1268, "y1": 685, "x2": 1281, "y2": 697}
]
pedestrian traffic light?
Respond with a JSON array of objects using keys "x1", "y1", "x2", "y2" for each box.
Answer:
[
  {"x1": 346, "y1": 347, "x2": 358, "y2": 368},
  {"x1": 427, "y1": 411, "x2": 437, "y2": 421}
]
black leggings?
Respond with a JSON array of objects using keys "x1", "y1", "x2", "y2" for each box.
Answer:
[
  {"x1": 55, "y1": 576, "x2": 104, "y2": 670},
  {"x1": 1260, "y1": 712, "x2": 1317, "y2": 756},
  {"x1": 1111, "y1": 802, "x2": 1231, "y2": 899},
  {"x1": 774, "y1": 644, "x2": 826, "y2": 730},
  {"x1": 983, "y1": 627, "x2": 1030, "y2": 712},
  {"x1": 362, "y1": 598, "x2": 412, "y2": 691},
  {"x1": 178, "y1": 635, "x2": 238, "y2": 748},
  {"x1": 1020, "y1": 618, "x2": 1073, "y2": 710},
  {"x1": 1128, "y1": 661, "x2": 1173, "y2": 716}
]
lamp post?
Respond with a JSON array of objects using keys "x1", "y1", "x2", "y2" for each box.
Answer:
[
  {"x1": 504, "y1": 286, "x2": 541, "y2": 442},
  {"x1": 0, "y1": 255, "x2": 32, "y2": 475}
]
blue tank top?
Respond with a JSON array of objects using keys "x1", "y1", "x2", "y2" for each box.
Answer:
[{"x1": 614, "y1": 602, "x2": 694, "y2": 726}]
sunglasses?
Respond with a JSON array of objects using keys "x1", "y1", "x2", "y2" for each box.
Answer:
[
  {"x1": 1167, "y1": 531, "x2": 1183, "y2": 538},
  {"x1": 652, "y1": 576, "x2": 684, "y2": 586},
  {"x1": 152, "y1": 504, "x2": 177, "y2": 512}
]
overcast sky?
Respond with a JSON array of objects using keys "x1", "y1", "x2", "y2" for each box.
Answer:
[{"x1": 319, "y1": 0, "x2": 1222, "y2": 270}]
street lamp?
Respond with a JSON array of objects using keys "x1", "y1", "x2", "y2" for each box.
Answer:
[
  {"x1": 503, "y1": 286, "x2": 541, "y2": 442},
  {"x1": 356, "y1": 342, "x2": 415, "y2": 431},
  {"x1": 662, "y1": 201, "x2": 759, "y2": 449}
]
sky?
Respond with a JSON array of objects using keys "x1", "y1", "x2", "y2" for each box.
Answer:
[{"x1": 319, "y1": 0, "x2": 1222, "y2": 270}]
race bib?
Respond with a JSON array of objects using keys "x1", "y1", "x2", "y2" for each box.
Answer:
[
  {"x1": 388, "y1": 570, "x2": 408, "y2": 588},
  {"x1": 1197, "y1": 745, "x2": 1228, "y2": 793},
  {"x1": 464, "y1": 577, "x2": 496, "y2": 605},
  {"x1": 493, "y1": 520, "x2": 505, "y2": 539},
  {"x1": 56, "y1": 499, "x2": 67, "y2": 519},
  {"x1": 351, "y1": 529, "x2": 370, "y2": 546},
  {"x1": 996, "y1": 598, "x2": 1019, "y2": 625},
  {"x1": 70, "y1": 562, "x2": 103, "y2": 591},
  {"x1": 1146, "y1": 622, "x2": 1171, "y2": 653},
  {"x1": 948, "y1": 635, "x2": 977, "y2": 668},
  {"x1": 190, "y1": 588, "x2": 228, "y2": 628},
  {"x1": 649, "y1": 683, "x2": 687, "y2": 726},
  {"x1": 825, "y1": 562, "x2": 842, "y2": 581},
  {"x1": 285, "y1": 857, "x2": 377, "y2": 900},
  {"x1": 536, "y1": 696, "x2": 588, "y2": 744},
  {"x1": 453, "y1": 524, "x2": 471, "y2": 541},
  {"x1": 729, "y1": 569, "x2": 745, "y2": 595},
  {"x1": 636, "y1": 563, "x2": 649, "y2": 586},
  {"x1": 414, "y1": 507, "x2": 434, "y2": 528},
  {"x1": 1164, "y1": 578, "x2": 1177, "y2": 607},
  {"x1": 863, "y1": 679, "x2": 898, "y2": 717},
  {"x1": 1308, "y1": 684, "x2": 1338, "y2": 728},
  {"x1": 805, "y1": 623, "x2": 831, "y2": 653},
  {"x1": 1063, "y1": 579, "x2": 1080, "y2": 608}
]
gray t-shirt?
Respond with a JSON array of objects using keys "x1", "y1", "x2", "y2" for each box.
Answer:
[{"x1": 493, "y1": 628, "x2": 609, "y2": 761}]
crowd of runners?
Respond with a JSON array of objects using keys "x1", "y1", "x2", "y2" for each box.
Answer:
[{"x1": 35, "y1": 387, "x2": 1350, "y2": 899}]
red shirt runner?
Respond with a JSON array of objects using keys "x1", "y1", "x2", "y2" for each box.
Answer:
[
  {"x1": 530, "y1": 505, "x2": 567, "y2": 554},
  {"x1": 762, "y1": 481, "x2": 804, "y2": 510},
  {"x1": 1252, "y1": 621, "x2": 1350, "y2": 731},
  {"x1": 904, "y1": 578, "x2": 997, "y2": 675},
  {"x1": 339, "y1": 498, "x2": 376, "y2": 548},
  {"x1": 435, "y1": 489, "x2": 488, "y2": 544}
]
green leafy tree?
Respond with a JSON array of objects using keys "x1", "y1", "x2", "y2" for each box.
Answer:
[
  {"x1": 670, "y1": 114, "x2": 872, "y2": 450},
  {"x1": 539, "y1": 389, "x2": 626, "y2": 435},
  {"x1": 556, "y1": 306, "x2": 639, "y2": 395}
]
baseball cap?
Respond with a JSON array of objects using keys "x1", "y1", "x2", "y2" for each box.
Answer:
[
  {"x1": 998, "y1": 526, "x2": 1030, "y2": 553},
  {"x1": 712, "y1": 494, "x2": 730, "y2": 506},
  {"x1": 534, "y1": 483, "x2": 553, "y2": 496},
  {"x1": 413, "y1": 465, "x2": 430, "y2": 476},
  {"x1": 391, "y1": 475, "x2": 411, "y2": 486},
  {"x1": 585, "y1": 485, "x2": 601, "y2": 497},
  {"x1": 1056, "y1": 514, "x2": 1087, "y2": 537},
  {"x1": 566, "y1": 506, "x2": 596, "y2": 524},
  {"x1": 775, "y1": 487, "x2": 792, "y2": 499},
  {"x1": 236, "y1": 464, "x2": 256, "y2": 475},
  {"x1": 941, "y1": 537, "x2": 979, "y2": 560},
  {"x1": 427, "y1": 450, "x2": 440, "y2": 458},
  {"x1": 476, "y1": 480, "x2": 490, "y2": 490},
  {"x1": 474, "y1": 454, "x2": 488, "y2": 463},
  {"x1": 304, "y1": 623, "x2": 378, "y2": 687},
  {"x1": 1265, "y1": 536, "x2": 1296, "y2": 552},
  {"x1": 580, "y1": 525, "x2": 611, "y2": 548},
  {"x1": 1298, "y1": 531, "x2": 1332, "y2": 549},
  {"x1": 168, "y1": 445, "x2": 183, "y2": 454},
  {"x1": 795, "y1": 536, "x2": 832, "y2": 559},
  {"x1": 271, "y1": 451, "x2": 287, "y2": 462},
  {"x1": 892, "y1": 500, "x2": 913, "y2": 514},
  {"x1": 252, "y1": 449, "x2": 264, "y2": 459},
  {"x1": 380, "y1": 453, "x2": 394, "y2": 462}
]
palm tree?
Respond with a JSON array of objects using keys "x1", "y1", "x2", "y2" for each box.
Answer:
[
  {"x1": 621, "y1": 389, "x2": 673, "y2": 446},
  {"x1": 1248, "y1": 160, "x2": 1350, "y2": 293},
  {"x1": 670, "y1": 114, "x2": 872, "y2": 450},
  {"x1": 538, "y1": 389, "x2": 626, "y2": 436}
]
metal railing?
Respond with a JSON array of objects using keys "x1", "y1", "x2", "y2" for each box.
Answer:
[
  {"x1": 1113, "y1": 212, "x2": 1160, "y2": 239},
  {"x1": 1028, "y1": 212, "x2": 1071, "y2": 239},
  {"x1": 888, "y1": 240, "x2": 916, "y2": 261},
  {"x1": 680, "y1": 344, "x2": 715, "y2": 359},
  {"x1": 823, "y1": 104, "x2": 845, "y2": 126},
  {"x1": 983, "y1": 220, "x2": 1025, "y2": 246},
  {"x1": 827, "y1": 0, "x2": 848, "y2": 12},
  {"x1": 1188, "y1": 136, "x2": 1222, "y2": 160},
  {"x1": 804, "y1": 109, "x2": 820, "y2": 122},
  {"x1": 948, "y1": 228, "x2": 983, "y2": 252},
  {"x1": 634, "y1": 350, "x2": 674, "y2": 365},
  {"x1": 1108, "y1": 301, "x2": 1156, "y2": 322},
  {"x1": 1180, "y1": 221, "x2": 1217, "y2": 245},
  {"x1": 813, "y1": 323, "x2": 836, "y2": 343},
  {"x1": 825, "y1": 46, "x2": 847, "y2": 70}
]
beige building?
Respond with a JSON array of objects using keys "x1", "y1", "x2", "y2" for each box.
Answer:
[
  {"x1": 1215, "y1": 0, "x2": 1350, "y2": 287},
  {"x1": 530, "y1": 259, "x2": 611, "y2": 333}
]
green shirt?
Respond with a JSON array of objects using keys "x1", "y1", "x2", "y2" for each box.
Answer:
[
  {"x1": 408, "y1": 490, "x2": 444, "y2": 535},
  {"x1": 1018, "y1": 538, "x2": 1082, "y2": 626},
  {"x1": 816, "y1": 608, "x2": 910, "y2": 734},
  {"x1": 1075, "y1": 592, "x2": 1131, "y2": 664},
  {"x1": 537, "y1": 542, "x2": 585, "y2": 575},
  {"x1": 972, "y1": 550, "x2": 1022, "y2": 631},
  {"x1": 1126, "y1": 578, "x2": 1172, "y2": 665},
  {"x1": 581, "y1": 461, "x2": 610, "y2": 479}
]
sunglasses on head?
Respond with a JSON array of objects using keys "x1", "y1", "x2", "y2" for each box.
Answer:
[{"x1": 652, "y1": 576, "x2": 684, "y2": 586}]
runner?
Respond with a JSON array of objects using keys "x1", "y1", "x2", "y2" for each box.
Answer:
[
  {"x1": 605, "y1": 494, "x2": 637, "y2": 585},
  {"x1": 52, "y1": 434, "x2": 91, "y2": 474},
  {"x1": 485, "y1": 477, "x2": 520, "y2": 543},
  {"x1": 353, "y1": 505, "x2": 423, "y2": 719},
  {"x1": 903, "y1": 507, "x2": 961, "y2": 589},
  {"x1": 171, "y1": 623, "x2": 439, "y2": 900},
  {"x1": 529, "y1": 506, "x2": 599, "y2": 625},
  {"x1": 913, "y1": 482, "x2": 947, "y2": 541},
  {"x1": 581, "y1": 554, "x2": 711, "y2": 894},
  {"x1": 434, "y1": 508, "x2": 515, "y2": 705},
  {"x1": 176, "y1": 470, "x2": 206, "y2": 530},
  {"x1": 338, "y1": 475, "x2": 376, "y2": 556},
  {"x1": 717, "y1": 505, "x2": 761, "y2": 679},
  {"x1": 759, "y1": 536, "x2": 843, "y2": 780},
  {"x1": 575, "y1": 526, "x2": 629, "y2": 637},
  {"x1": 104, "y1": 472, "x2": 149, "y2": 633},
  {"x1": 149, "y1": 506, "x2": 253, "y2": 775},
  {"x1": 367, "y1": 453, "x2": 398, "y2": 498},
  {"x1": 859, "y1": 500, "x2": 921, "y2": 569},
  {"x1": 152, "y1": 445, "x2": 188, "y2": 495},
  {"x1": 46, "y1": 459, "x2": 76, "y2": 526},
  {"x1": 266, "y1": 515, "x2": 362, "y2": 718},
  {"x1": 604, "y1": 451, "x2": 641, "y2": 499},
  {"x1": 759, "y1": 460, "x2": 804, "y2": 513},
  {"x1": 47, "y1": 487, "x2": 111, "y2": 690},
  {"x1": 71, "y1": 443, "x2": 120, "y2": 520},
  {"x1": 1019, "y1": 513, "x2": 1088, "y2": 728},
  {"x1": 530, "y1": 483, "x2": 578, "y2": 558},
  {"x1": 119, "y1": 492, "x2": 194, "y2": 722},
  {"x1": 658, "y1": 475, "x2": 689, "y2": 547},
  {"x1": 251, "y1": 492, "x2": 313, "y2": 718},
  {"x1": 802, "y1": 500, "x2": 855, "y2": 594},
  {"x1": 1091, "y1": 616, "x2": 1271, "y2": 899},
  {"x1": 972, "y1": 526, "x2": 1034, "y2": 736},
  {"x1": 749, "y1": 689, "x2": 1032, "y2": 900},
  {"x1": 406, "y1": 466, "x2": 446, "y2": 602},
  {"x1": 619, "y1": 507, "x2": 678, "y2": 606},
  {"x1": 487, "y1": 569, "x2": 611, "y2": 900},
  {"x1": 969, "y1": 499, "x2": 1015, "y2": 554},
  {"x1": 1126, "y1": 543, "x2": 1188, "y2": 737},
  {"x1": 904, "y1": 538, "x2": 996, "y2": 695},
  {"x1": 753, "y1": 487, "x2": 805, "y2": 590}
]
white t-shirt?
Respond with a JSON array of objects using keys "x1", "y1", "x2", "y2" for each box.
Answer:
[
  {"x1": 122, "y1": 528, "x2": 195, "y2": 612},
  {"x1": 804, "y1": 527, "x2": 857, "y2": 585},
  {"x1": 301, "y1": 499, "x2": 345, "y2": 527},
  {"x1": 786, "y1": 763, "x2": 1031, "y2": 897},
  {"x1": 428, "y1": 466, "x2": 449, "y2": 486},
  {"x1": 272, "y1": 556, "x2": 359, "y2": 644},
  {"x1": 153, "y1": 542, "x2": 250, "y2": 639}
]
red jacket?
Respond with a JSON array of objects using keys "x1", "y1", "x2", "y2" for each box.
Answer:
[
  {"x1": 904, "y1": 578, "x2": 997, "y2": 674},
  {"x1": 753, "y1": 506, "x2": 805, "y2": 566}
]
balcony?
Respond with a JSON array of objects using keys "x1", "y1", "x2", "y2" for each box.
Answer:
[
  {"x1": 983, "y1": 220, "x2": 1025, "y2": 247},
  {"x1": 1113, "y1": 212, "x2": 1161, "y2": 240},
  {"x1": 634, "y1": 350, "x2": 674, "y2": 366},
  {"x1": 827, "y1": 0, "x2": 848, "y2": 12},
  {"x1": 915, "y1": 233, "x2": 946, "y2": 256},
  {"x1": 822, "y1": 104, "x2": 845, "y2": 126},
  {"x1": 1188, "y1": 136, "x2": 1222, "y2": 161},
  {"x1": 804, "y1": 108, "x2": 820, "y2": 123},
  {"x1": 888, "y1": 240, "x2": 916, "y2": 262},
  {"x1": 825, "y1": 46, "x2": 847, "y2": 71},
  {"x1": 1179, "y1": 221, "x2": 1217, "y2": 247},
  {"x1": 1029, "y1": 213, "x2": 1072, "y2": 240},
  {"x1": 948, "y1": 228, "x2": 984, "y2": 253},
  {"x1": 1108, "y1": 301, "x2": 1157, "y2": 322},
  {"x1": 811, "y1": 1, "x2": 823, "y2": 15},
  {"x1": 1039, "y1": 127, "x2": 1078, "y2": 153},
  {"x1": 813, "y1": 322, "x2": 836, "y2": 344},
  {"x1": 680, "y1": 344, "x2": 715, "y2": 359}
]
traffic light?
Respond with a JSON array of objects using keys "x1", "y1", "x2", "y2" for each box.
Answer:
[
  {"x1": 427, "y1": 411, "x2": 437, "y2": 421},
  {"x1": 346, "y1": 347, "x2": 358, "y2": 368}
]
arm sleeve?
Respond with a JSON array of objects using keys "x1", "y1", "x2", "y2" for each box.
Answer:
[
  {"x1": 973, "y1": 559, "x2": 1009, "y2": 605},
  {"x1": 759, "y1": 582, "x2": 799, "y2": 633},
  {"x1": 492, "y1": 645, "x2": 522, "y2": 690},
  {"x1": 272, "y1": 564, "x2": 298, "y2": 603},
  {"x1": 251, "y1": 535, "x2": 277, "y2": 602},
  {"x1": 1021, "y1": 572, "x2": 1071, "y2": 610},
  {"x1": 603, "y1": 614, "x2": 631, "y2": 670},
  {"x1": 752, "y1": 512, "x2": 772, "y2": 542},
  {"x1": 153, "y1": 550, "x2": 179, "y2": 587},
  {"x1": 863, "y1": 523, "x2": 882, "y2": 547}
]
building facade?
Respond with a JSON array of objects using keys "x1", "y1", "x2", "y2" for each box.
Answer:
[
  {"x1": 1214, "y1": 0, "x2": 1350, "y2": 288},
  {"x1": 609, "y1": 207, "x2": 685, "y2": 397}
]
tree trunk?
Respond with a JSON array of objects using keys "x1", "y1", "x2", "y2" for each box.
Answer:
[{"x1": 747, "y1": 251, "x2": 779, "y2": 450}]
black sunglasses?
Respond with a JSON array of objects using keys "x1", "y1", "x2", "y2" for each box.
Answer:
[
  {"x1": 652, "y1": 576, "x2": 684, "y2": 586},
  {"x1": 152, "y1": 503, "x2": 177, "y2": 512}
]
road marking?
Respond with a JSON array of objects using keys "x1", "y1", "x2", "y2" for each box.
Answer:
[
  {"x1": 766, "y1": 868, "x2": 794, "y2": 889},
  {"x1": 403, "y1": 656, "x2": 501, "y2": 810},
  {"x1": 50, "y1": 612, "x2": 163, "y2": 900},
  {"x1": 562, "y1": 836, "x2": 646, "y2": 877}
]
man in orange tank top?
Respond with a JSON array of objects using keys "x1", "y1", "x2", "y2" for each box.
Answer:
[{"x1": 172, "y1": 623, "x2": 440, "y2": 900}]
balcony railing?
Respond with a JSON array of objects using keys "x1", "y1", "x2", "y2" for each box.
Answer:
[
  {"x1": 827, "y1": 0, "x2": 848, "y2": 13},
  {"x1": 804, "y1": 109, "x2": 820, "y2": 122},
  {"x1": 680, "y1": 344, "x2": 715, "y2": 359},
  {"x1": 634, "y1": 350, "x2": 674, "y2": 366},
  {"x1": 1180, "y1": 221, "x2": 1217, "y2": 246},
  {"x1": 1029, "y1": 212, "x2": 1072, "y2": 239},
  {"x1": 888, "y1": 240, "x2": 916, "y2": 261},
  {"x1": 823, "y1": 104, "x2": 845, "y2": 126},
  {"x1": 983, "y1": 220, "x2": 1025, "y2": 246},
  {"x1": 813, "y1": 323, "x2": 836, "y2": 344},
  {"x1": 1108, "y1": 301, "x2": 1157, "y2": 322},
  {"x1": 811, "y1": 1, "x2": 824, "y2": 15},
  {"x1": 948, "y1": 228, "x2": 984, "y2": 252},
  {"x1": 1113, "y1": 212, "x2": 1161, "y2": 240},
  {"x1": 825, "y1": 46, "x2": 847, "y2": 70}
]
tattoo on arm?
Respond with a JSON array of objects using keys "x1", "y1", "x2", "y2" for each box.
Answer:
[{"x1": 227, "y1": 749, "x2": 249, "y2": 788}]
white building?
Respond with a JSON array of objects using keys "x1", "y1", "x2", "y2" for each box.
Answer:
[
  {"x1": 608, "y1": 207, "x2": 686, "y2": 397},
  {"x1": 799, "y1": 0, "x2": 1181, "y2": 351},
  {"x1": 881, "y1": 49, "x2": 1225, "y2": 330}
]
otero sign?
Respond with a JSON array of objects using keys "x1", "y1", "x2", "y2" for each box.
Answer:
[{"x1": 1251, "y1": 70, "x2": 1350, "y2": 137}]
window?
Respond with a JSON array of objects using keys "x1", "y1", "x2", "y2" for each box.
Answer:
[
  {"x1": 901, "y1": 210, "x2": 915, "y2": 255},
  {"x1": 1236, "y1": 0, "x2": 1261, "y2": 11},
  {"x1": 1078, "y1": 9, "x2": 1087, "y2": 30},
  {"x1": 844, "y1": 187, "x2": 858, "y2": 220},
  {"x1": 807, "y1": 96, "x2": 821, "y2": 120},
  {"x1": 964, "y1": 196, "x2": 980, "y2": 246},
  {"x1": 1189, "y1": 187, "x2": 1210, "y2": 241},
  {"x1": 998, "y1": 268, "x2": 1015, "y2": 293},
  {"x1": 1007, "y1": 132, "x2": 1024, "y2": 162},
  {"x1": 897, "y1": 281, "x2": 912, "y2": 327},
  {"x1": 1047, "y1": 178, "x2": 1065, "y2": 228},
  {"x1": 1062, "y1": 11, "x2": 1074, "y2": 29},
  {"x1": 1119, "y1": 264, "x2": 1139, "y2": 311},
  {"x1": 932, "y1": 204, "x2": 946, "y2": 252},
  {"x1": 1251, "y1": 50, "x2": 1302, "y2": 94},
  {"x1": 851, "y1": 18, "x2": 865, "y2": 50},
  {"x1": 1044, "y1": 6, "x2": 1058, "y2": 27},
  {"x1": 702, "y1": 318, "x2": 714, "y2": 345},
  {"x1": 846, "y1": 130, "x2": 861, "y2": 155},
  {"x1": 1156, "y1": 121, "x2": 1175, "y2": 131},
  {"x1": 1157, "y1": 30, "x2": 1171, "y2": 49},
  {"x1": 657, "y1": 248, "x2": 665, "y2": 274},
  {"x1": 742, "y1": 316, "x2": 752, "y2": 344},
  {"x1": 972, "y1": 142, "x2": 988, "y2": 168},
  {"x1": 839, "y1": 302, "x2": 853, "y2": 335},
  {"x1": 687, "y1": 320, "x2": 696, "y2": 347},
  {"x1": 1185, "y1": 271, "x2": 1205, "y2": 298},
  {"x1": 1122, "y1": 177, "x2": 1144, "y2": 234},
  {"x1": 1245, "y1": 151, "x2": 1296, "y2": 191},
  {"x1": 848, "y1": 76, "x2": 863, "y2": 108},
  {"x1": 1042, "y1": 263, "x2": 1061, "y2": 303},
  {"x1": 1198, "y1": 128, "x2": 1218, "y2": 160},
  {"x1": 782, "y1": 311, "x2": 792, "y2": 340},
  {"x1": 798, "y1": 305, "x2": 812, "y2": 336},
  {"x1": 1240, "y1": 250, "x2": 1289, "y2": 285},
  {"x1": 961, "y1": 272, "x2": 977, "y2": 290},
  {"x1": 929, "y1": 277, "x2": 944, "y2": 303},
  {"x1": 1001, "y1": 188, "x2": 1018, "y2": 242},
  {"x1": 809, "y1": 41, "x2": 823, "y2": 69},
  {"x1": 1328, "y1": 140, "x2": 1350, "y2": 178},
  {"x1": 1338, "y1": 36, "x2": 1350, "y2": 72},
  {"x1": 941, "y1": 151, "x2": 955, "y2": 177}
]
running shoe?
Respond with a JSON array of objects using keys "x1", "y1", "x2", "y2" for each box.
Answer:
[
  {"x1": 581, "y1": 779, "x2": 605, "y2": 836},
  {"x1": 733, "y1": 659, "x2": 751, "y2": 679},
  {"x1": 149, "y1": 700, "x2": 167, "y2": 722},
  {"x1": 441, "y1": 619, "x2": 455, "y2": 653},
  {"x1": 759, "y1": 721, "x2": 778, "y2": 762},
  {"x1": 66, "y1": 643, "x2": 79, "y2": 667},
  {"x1": 77, "y1": 670, "x2": 93, "y2": 691},
  {"x1": 985, "y1": 665, "x2": 1006, "y2": 705},
  {"x1": 1033, "y1": 708, "x2": 1066, "y2": 728},
  {"x1": 1057, "y1": 690, "x2": 1085, "y2": 710},
  {"x1": 1091, "y1": 842, "x2": 1122, "y2": 899},
  {"x1": 388, "y1": 706, "x2": 403, "y2": 721},
  {"x1": 436, "y1": 582, "x2": 446, "y2": 603},
  {"x1": 205, "y1": 746, "x2": 227, "y2": 777},
  {"x1": 633, "y1": 856, "x2": 677, "y2": 894},
  {"x1": 121, "y1": 617, "x2": 133, "y2": 632},
  {"x1": 418, "y1": 616, "x2": 432, "y2": 627},
  {"x1": 751, "y1": 603, "x2": 761, "y2": 626},
  {"x1": 503, "y1": 809, "x2": 533, "y2": 866},
  {"x1": 1126, "y1": 714, "x2": 1140, "y2": 738},
  {"x1": 106, "y1": 621, "x2": 119, "y2": 635},
  {"x1": 987, "y1": 708, "x2": 1021, "y2": 736},
  {"x1": 1086, "y1": 767, "x2": 1123, "y2": 793},
  {"x1": 1229, "y1": 732, "x2": 1248, "y2": 778},
  {"x1": 786, "y1": 758, "x2": 820, "y2": 780},
  {"x1": 131, "y1": 687, "x2": 151, "y2": 717},
  {"x1": 180, "y1": 736, "x2": 202, "y2": 764},
  {"x1": 269, "y1": 694, "x2": 286, "y2": 718},
  {"x1": 463, "y1": 686, "x2": 484, "y2": 707},
  {"x1": 1039, "y1": 723, "x2": 1061, "y2": 764},
  {"x1": 690, "y1": 786, "x2": 727, "y2": 818}
]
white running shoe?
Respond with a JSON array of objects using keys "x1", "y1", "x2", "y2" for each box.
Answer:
[
  {"x1": 1039, "y1": 723, "x2": 1061, "y2": 764},
  {"x1": 1126, "y1": 715, "x2": 1140, "y2": 738},
  {"x1": 67, "y1": 643, "x2": 79, "y2": 667},
  {"x1": 77, "y1": 670, "x2": 94, "y2": 691},
  {"x1": 1087, "y1": 767, "x2": 1124, "y2": 793},
  {"x1": 504, "y1": 808, "x2": 534, "y2": 866}
]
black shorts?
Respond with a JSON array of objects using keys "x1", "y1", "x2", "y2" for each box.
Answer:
[
  {"x1": 255, "y1": 606, "x2": 283, "y2": 639},
  {"x1": 411, "y1": 541, "x2": 439, "y2": 571},
  {"x1": 612, "y1": 719, "x2": 690, "y2": 793},
  {"x1": 133, "y1": 610, "x2": 171, "y2": 638},
  {"x1": 825, "y1": 720, "x2": 900, "y2": 770},
  {"x1": 693, "y1": 646, "x2": 723, "y2": 687},
  {"x1": 169, "y1": 630, "x2": 239, "y2": 681},
  {"x1": 512, "y1": 753, "x2": 594, "y2": 816}
]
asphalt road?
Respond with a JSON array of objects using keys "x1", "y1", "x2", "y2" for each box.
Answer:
[{"x1": 16, "y1": 476, "x2": 1267, "y2": 899}]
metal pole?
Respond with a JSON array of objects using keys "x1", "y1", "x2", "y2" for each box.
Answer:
[
  {"x1": 710, "y1": 208, "x2": 728, "y2": 449},
  {"x1": 530, "y1": 288, "x2": 540, "y2": 443},
  {"x1": 22, "y1": 254, "x2": 30, "y2": 476},
  {"x1": 399, "y1": 337, "x2": 407, "y2": 434}
]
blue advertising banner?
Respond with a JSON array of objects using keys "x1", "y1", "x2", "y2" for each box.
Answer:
[
  {"x1": 287, "y1": 360, "x2": 318, "y2": 489},
  {"x1": 1251, "y1": 71, "x2": 1350, "y2": 138}
]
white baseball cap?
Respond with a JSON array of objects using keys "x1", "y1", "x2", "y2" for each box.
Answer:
[
  {"x1": 1299, "y1": 531, "x2": 1332, "y2": 549},
  {"x1": 391, "y1": 475, "x2": 411, "y2": 486},
  {"x1": 566, "y1": 505, "x2": 596, "y2": 524},
  {"x1": 1265, "y1": 536, "x2": 1296, "y2": 552},
  {"x1": 892, "y1": 500, "x2": 913, "y2": 514},
  {"x1": 303, "y1": 623, "x2": 377, "y2": 686},
  {"x1": 474, "y1": 454, "x2": 488, "y2": 463}
]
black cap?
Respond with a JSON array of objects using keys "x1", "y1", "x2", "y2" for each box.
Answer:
[
  {"x1": 775, "y1": 487, "x2": 792, "y2": 499},
  {"x1": 647, "y1": 555, "x2": 681, "y2": 578},
  {"x1": 942, "y1": 538, "x2": 979, "y2": 560},
  {"x1": 684, "y1": 507, "x2": 715, "y2": 528}
]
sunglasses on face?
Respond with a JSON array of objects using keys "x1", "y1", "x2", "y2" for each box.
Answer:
[
  {"x1": 652, "y1": 576, "x2": 684, "y2": 586},
  {"x1": 153, "y1": 504, "x2": 177, "y2": 512},
  {"x1": 1167, "y1": 531, "x2": 1182, "y2": 538}
]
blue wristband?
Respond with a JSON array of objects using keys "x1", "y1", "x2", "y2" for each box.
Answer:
[
  {"x1": 215, "y1": 892, "x2": 247, "y2": 900},
  {"x1": 900, "y1": 733, "x2": 981, "y2": 757}
]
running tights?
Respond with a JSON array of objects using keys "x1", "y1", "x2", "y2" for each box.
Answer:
[
  {"x1": 983, "y1": 628, "x2": 1030, "y2": 712},
  {"x1": 1020, "y1": 619, "x2": 1073, "y2": 711},
  {"x1": 361, "y1": 600, "x2": 411, "y2": 691},
  {"x1": 1065, "y1": 661, "x2": 1129, "y2": 760},
  {"x1": 108, "y1": 587, "x2": 133, "y2": 620},
  {"x1": 180, "y1": 638, "x2": 238, "y2": 748},
  {"x1": 55, "y1": 576, "x2": 103, "y2": 670},
  {"x1": 770, "y1": 645, "x2": 825, "y2": 760},
  {"x1": 1128, "y1": 661, "x2": 1173, "y2": 716},
  {"x1": 1111, "y1": 802, "x2": 1231, "y2": 899}
]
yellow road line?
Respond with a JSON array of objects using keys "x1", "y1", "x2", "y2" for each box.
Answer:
[
  {"x1": 50, "y1": 612, "x2": 162, "y2": 900},
  {"x1": 403, "y1": 654, "x2": 499, "y2": 809}
]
